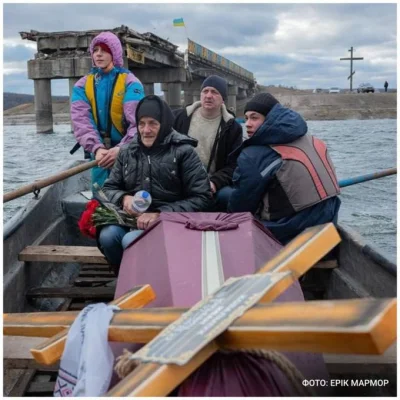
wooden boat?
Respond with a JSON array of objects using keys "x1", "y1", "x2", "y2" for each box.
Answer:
[{"x1": 3, "y1": 160, "x2": 397, "y2": 396}]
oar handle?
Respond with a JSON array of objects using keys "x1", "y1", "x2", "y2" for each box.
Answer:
[
  {"x1": 339, "y1": 168, "x2": 397, "y2": 188},
  {"x1": 3, "y1": 160, "x2": 98, "y2": 203}
]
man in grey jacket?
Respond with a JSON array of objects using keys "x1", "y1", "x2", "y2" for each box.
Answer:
[{"x1": 98, "y1": 95, "x2": 213, "y2": 269}]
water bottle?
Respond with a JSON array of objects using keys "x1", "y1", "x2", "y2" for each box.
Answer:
[{"x1": 131, "y1": 190, "x2": 152, "y2": 213}]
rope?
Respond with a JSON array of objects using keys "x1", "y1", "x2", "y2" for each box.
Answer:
[
  {"x1": 114, "y1": 348, "x2": 315, "y2": 396},
  {"x1": 114, "y1": 348, "x2": 139, "y2": 379}
]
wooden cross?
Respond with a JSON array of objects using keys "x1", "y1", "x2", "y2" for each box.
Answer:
[
  {"x1": 3, "y1": 223, "x2": 397, "y2": 396},
  {"x1": 30, "y1": 284, "x2": 156, "y2": 365}
]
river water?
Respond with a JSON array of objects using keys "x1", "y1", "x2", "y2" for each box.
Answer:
[{"x1": 3, "y1": 119, "x2": 397, "y2": 262}]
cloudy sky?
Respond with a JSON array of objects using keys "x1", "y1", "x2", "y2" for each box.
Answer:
[{"x1": 3, "y1": 2, "x2": 397, "y2": 95}]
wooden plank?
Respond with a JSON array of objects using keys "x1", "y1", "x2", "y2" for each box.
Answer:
[
  {"x1": 257, "y1": 223, "x2": 341, "y2": 277},
  {"x1": 78, "y1": 270, "x2": 115, "y2": 278},
  {"x1": 26, "y1": 286, "x2": 115, "y2": 300},
  {"x1": 19, "y1": 245, "x2": 107, "y2": 264},
  {"x1": 324, "y1": 343, "x2": 397, "y2": 366},
  {"x1": 106, "y1": 298, "x2": 396, "y2": 397},
  {"x1": 31, "y1": 285, "x2": 156, "y2": 366},
  {"x1": 56, "y1": 299, "x2": 72, "y2": 311},
  {"x1": 314, "y1": 259, "x2": 338, "y2": 269},
  {"x1": 3, "y1": 336, "x2": 59, "y2": 371},
  {"x1": 80, "y1": 264, "x2": 111, "y2": 271},
  {"x1": 108, "y1": 343, "x2": 218, "y2": 397},
  {"x1": 67, "y1": 301, "x2": 91, "y2": 311},
  {"x1": 8, "y1": 369, "x2": 36, "y2": 397},
  {"x1": 131, "y1": 273, "x2": 293, "y2": 365},
  {"x1": 74, "y1": 277, "x2": 116, "y2": 286},
  {"x1": 26, "y1": 381, "x2": 55, "y2": 394},
  {"x1": 5, "y1": 298, "x2": 396, "y2": 355}
]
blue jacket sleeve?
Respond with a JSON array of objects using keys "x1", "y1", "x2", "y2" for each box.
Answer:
[{"x1": 228, "y1": 147, "x2": 282, "y2": 213}]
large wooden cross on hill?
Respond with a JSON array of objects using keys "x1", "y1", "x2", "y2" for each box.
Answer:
[{"x1": 3, "y1": 223, "x2": 397, "y2": 396}]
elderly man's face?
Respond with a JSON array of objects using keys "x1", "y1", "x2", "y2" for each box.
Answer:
[
  {"x1": 245, "y1": 111, "x2": 265, "y2": 138},
  {"x1": 200, "y1": 86, "x2": 224, "y2": 111},
  {"x1": 138, "y1": 117, "x2": 161, "y2": 147}
]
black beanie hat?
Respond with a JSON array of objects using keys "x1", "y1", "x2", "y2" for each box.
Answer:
[
  {"x1": 244, "y1": 93, "x2": 279, "y2": 117},
  {"x1": 137, "y1": 97, "x2": 162, "y2": 123},
  {"x1": 201, "y1": 75, "x2": 228, "y2": 100}
]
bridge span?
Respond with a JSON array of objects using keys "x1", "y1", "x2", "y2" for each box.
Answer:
[{"x1": 20, "y1": 25, "x2": 256, "y2": 133}]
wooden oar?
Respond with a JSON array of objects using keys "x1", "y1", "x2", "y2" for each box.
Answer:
[
  {"x1": 339, "y1": 167, "x2": 396, "y2": 188},
  {"x1": 3, "y1": 160, "x2": 98, "y2": 203}
]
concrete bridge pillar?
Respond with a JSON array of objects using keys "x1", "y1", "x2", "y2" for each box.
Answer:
[
  {"x1": 237, "y1": 87, "x2": 247, "y2": 100},
  {"x1": 161, "y1": 83, "x2": 169, "y2": 104},
  {"x1": 193, "y1": 92, "x2": 201, "y2": 103},
  {"x1": 183, "y1": 80, "x2": 202, "y2": 105},
  {"x1": 167, "y1": 83, "x2": 182, "y2": 110},
  {"x1": 69, "y1": 77, "x2": 80, "y2": 131},
  {"x1": 34, "y1": 79, "x2": 53, "y2": 134},
  {"x1": 143, "y1": 83, "x2": 154, "y2": 96},
  {"x1": 227, "y1": 85, "x2": 238, "y2": 114},
  {"x1": 184, "y1": 90, "x2": 194, "y2": 106}
]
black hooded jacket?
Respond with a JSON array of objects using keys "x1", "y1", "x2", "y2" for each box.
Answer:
[
  {"x1": 173, "y1": 103, "x2": 243, "y2": 191},
  {"x1": 103, "y1": 95, "x2": 214, "y2": 212}
]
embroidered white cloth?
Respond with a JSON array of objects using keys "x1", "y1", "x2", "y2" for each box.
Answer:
[{"x1": 54, "y1": 303, "x2": 119, "y2": 397}]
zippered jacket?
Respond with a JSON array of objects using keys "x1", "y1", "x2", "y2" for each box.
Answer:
[
  {"x1": 173, "y1": 102, "x2": 243, "y2": 190},
  {"x1": 103, "y1": 96, "x2": 213, "y2": 212}
]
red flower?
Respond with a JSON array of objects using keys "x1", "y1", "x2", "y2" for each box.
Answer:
[{"x1": 78, "y1": 200, "x2": 100, "y2": 239}]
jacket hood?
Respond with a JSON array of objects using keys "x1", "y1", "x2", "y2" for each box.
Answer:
[
  {"x1": 244, "y1": 103, "x2": 308, "y2": 147},
  {"x1": 90, "y1": 31, "x2": 123, "y2": 67},
  {"x1": 135, "y1": 95, "x2": 182, "y2": 147}
]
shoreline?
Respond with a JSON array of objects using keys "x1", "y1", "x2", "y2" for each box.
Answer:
[
  {"x1": 3, "y1": 111, "x2": 397, "y2": 126},
  {"x1": 3, "y1": 93, "x2": 397, "y2": 125}
]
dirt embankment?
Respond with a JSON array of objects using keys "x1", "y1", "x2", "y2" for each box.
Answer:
[
  {"x1": 3, "y1": 102, "x2": 71, "y2": 126},
  {"x1": 236, "y1": 86, "x2": 397, "y2": 120},
  {"x1": 3, "y1": 89, "x2": 397, "y2": 125}
]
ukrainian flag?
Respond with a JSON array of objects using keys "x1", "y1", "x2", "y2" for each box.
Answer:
[{"x1": 173, "y1": 18, "x2": 185, "y2": 27}]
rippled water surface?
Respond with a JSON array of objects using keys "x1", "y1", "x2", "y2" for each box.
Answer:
[{"x1": 3, "y1": 119, "x2": 397, "y2": 262}]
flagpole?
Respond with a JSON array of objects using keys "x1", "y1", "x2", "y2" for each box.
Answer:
[{"x1": 184, "y1": 23, "x2": 189, "y2": 40}]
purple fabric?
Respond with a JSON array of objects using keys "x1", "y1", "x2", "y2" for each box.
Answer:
[
  {"x1": 179, "y1": 352, "x2": 296, "y2": 396},
  {"x1": 185, "y1": 219, "x2": 238, "y2": 231},
  {"x1": 70, "y1": 76, "x2": 105, "y2": 155},
  {"x1": 112, "y1": 212, "x2": 330, "y2": 396},
  {"x1": 89, "y1": 31, "x2": 123, "y2": 67}
]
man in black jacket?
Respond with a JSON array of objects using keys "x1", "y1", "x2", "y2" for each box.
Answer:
[
  {"x1": 173, "y1": 75, "x2": 243, "y2": 210},
  {"x1": 99, "y1": 95, "x2": 213, "y2": 268}
]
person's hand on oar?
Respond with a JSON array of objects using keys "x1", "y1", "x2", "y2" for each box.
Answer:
[
  {"x1": 98, "y1": 147, "x2": 120, "y2": 169},
  {"x1": 95, "y1": 148, "x2": 108, "y2": 163}
]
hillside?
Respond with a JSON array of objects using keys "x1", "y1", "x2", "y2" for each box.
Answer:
[{"x1": 3, "y1": 92, "x2": 69, "y2": 111}]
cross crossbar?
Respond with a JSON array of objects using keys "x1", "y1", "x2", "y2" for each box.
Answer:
[{"x1": 30, "y1": 284, "x2": 156, "y2": 365}]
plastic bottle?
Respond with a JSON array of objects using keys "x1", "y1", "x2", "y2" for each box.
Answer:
[{"x1": 131, "y1": 190, "x2": 152, "y2": 213}]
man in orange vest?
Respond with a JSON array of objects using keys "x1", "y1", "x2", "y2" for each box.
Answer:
[{"x1": 228, "y1": 93, "x2": 341, "y2": 244}]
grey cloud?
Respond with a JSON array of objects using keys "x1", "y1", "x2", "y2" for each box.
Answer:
[
  {"x1": 3, "y1": 45, "x2": 35, "y2": 62},
  {"x1": 3, "y1": 3, "x2": 397, "y2": 92}
]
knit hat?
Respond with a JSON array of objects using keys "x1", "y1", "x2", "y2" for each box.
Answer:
[
  {"x1": 137, "y1": 97, "x2": 162, "y2": 124},
  {"x1": 97, "y1": 42, "x2": 112, "y2": 56},
  {"x1": 201, "y1": 75, "x2": 228, "y2": 100},
  {"x1": 244, "y1": 93, "x2": 280, "y2": 117}
]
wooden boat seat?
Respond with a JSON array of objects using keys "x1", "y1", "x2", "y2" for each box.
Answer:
[
  {"x1": 3, "y1": 336, "x2": 60, "y2": 371},
  {"x1": 18, "y1": 245, "x2": 107, "y2": 264},
  {"x1": 18, "y1": 245, "x2": 337, "y2": 268}
]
